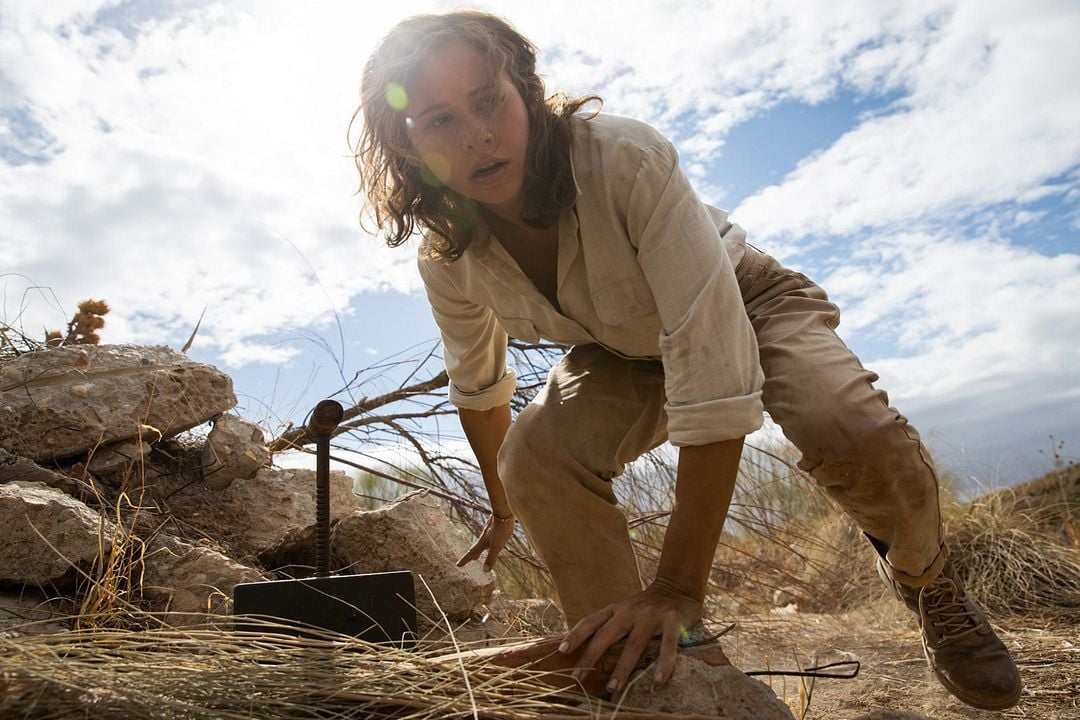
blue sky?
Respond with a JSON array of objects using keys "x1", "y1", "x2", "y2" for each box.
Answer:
[{"x1": 2, "y1": 0, "x2": 1078, "y2": 486}]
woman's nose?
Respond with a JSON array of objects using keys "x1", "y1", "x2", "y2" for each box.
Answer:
[{"x1": 463, "y1": 118, "x2": 495, "y2": 154}]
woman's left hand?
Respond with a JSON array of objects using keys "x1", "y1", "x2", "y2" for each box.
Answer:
[{"x1": 558, "y1": 579, "x2": 703, "y2": 693}]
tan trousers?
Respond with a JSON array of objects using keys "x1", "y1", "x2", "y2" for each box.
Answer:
[{"x1": 497, "y1": 246, "x2": 947, "y2": 626}]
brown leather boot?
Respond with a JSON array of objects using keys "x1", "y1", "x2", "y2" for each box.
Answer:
[{"x1": 878, "y1": 558, "x2": 1022, "y2": 710}]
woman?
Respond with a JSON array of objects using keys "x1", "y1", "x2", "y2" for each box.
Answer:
[{"x1": 353, "y1": 10, "x2": 1020, "y2": 709}]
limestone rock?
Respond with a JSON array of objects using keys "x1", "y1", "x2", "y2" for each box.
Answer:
[
  {"x1": 331, "y1": 491, "x2": 496, "y2": 622},
  {"x1": 0, "y1": 448, "x2": 96, "y2": 503},
  {"x1": 141, "y1": 534, "x2": 267, "y2": 625},
  {"x1": 166, "y1": 466, "x2": 355, "y2": 561},
  {"x1": 0, "y1": 344, "x2": 235, "y2": 462},
  {"x1": 0, "y1": 589, "x2": 71, "y2": 636},
  {"x1": 622, "y1": 654, "x2": 795, "y2": 719},
  {"x1": 200, "y1": 413, "x2": 269, "y2": 490},
  {"x1": 0, "y1": 482, "x2": 117, "y2": 586},
  {"x1": 86, "y1": 439, "x2": 151, "y2": 477}
]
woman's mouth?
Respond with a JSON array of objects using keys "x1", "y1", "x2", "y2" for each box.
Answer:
[{"x1": 472, "y1": 161, "x2": 507, "y2": 179}]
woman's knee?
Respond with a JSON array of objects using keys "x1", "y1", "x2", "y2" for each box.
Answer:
[
  {"x1": 496, "y1": 407, "x2": 540, "y2": 501},
  {"x1": 497, "y1": 402, "x2": 625, "y2": 508}
]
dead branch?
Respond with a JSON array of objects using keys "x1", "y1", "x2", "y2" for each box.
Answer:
[{"x1": 268, "y1": 370, "x2": 449, "y2": 452}]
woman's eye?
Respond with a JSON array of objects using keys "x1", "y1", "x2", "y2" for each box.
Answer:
[{"x1": 429, "y1": 113, "x2": 452, "y2": 129}]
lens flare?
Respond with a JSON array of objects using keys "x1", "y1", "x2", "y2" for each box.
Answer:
[
  {"x1": 420, "y1": 152, "x2": 451, "y2": 186},
  {"x1": 385, "y1": 83, "x2": 408, "y2": 111}
]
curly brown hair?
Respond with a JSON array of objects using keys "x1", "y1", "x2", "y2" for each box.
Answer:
[{"x1": 352, "y1": 11, "x2": 599, "y2": 260}]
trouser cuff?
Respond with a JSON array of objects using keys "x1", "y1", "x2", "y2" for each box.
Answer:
[{"x1": 880, "y1": 543, "x2": 948, "y2": 588}]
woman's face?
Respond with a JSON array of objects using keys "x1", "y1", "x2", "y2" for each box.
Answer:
[{"x1": 403, "y1": 39, "x2": 530, "y2": 220}]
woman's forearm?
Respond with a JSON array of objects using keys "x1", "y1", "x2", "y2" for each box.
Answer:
[
  {"x1": 459, "y1": 404, "x2": 513, "y2": 517},
  {"x1": 653, "y1": 436, "x2": 744, "y2": 601}
]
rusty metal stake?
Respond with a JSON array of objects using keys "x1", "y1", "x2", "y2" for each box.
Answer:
[{"x1": 308, "y1": 399, "x2": 344, "y2": 576}]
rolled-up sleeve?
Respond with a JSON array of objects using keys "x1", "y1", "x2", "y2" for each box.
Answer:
[
  {"x1": 626, "y1": 140, "x2": 765, "y2": 446},
  {"x1": 417, "y1": 253, "x2": 517, "y2": 410}
]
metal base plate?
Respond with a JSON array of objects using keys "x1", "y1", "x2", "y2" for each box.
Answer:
[{"x1": 233, "y1": 571, "x2": 417, "y2": 648}]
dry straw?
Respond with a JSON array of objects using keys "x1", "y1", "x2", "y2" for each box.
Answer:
[
  {"x1": 0, "y1": 617, "x2": 723, "y2": 720},
  {"x1": 945, "y1": 483, "x2": 1080, "y2": 616}
]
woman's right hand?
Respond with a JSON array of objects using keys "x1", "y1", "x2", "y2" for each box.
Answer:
[{"x1": 456, "y1": 512, "x2": 516, "y2": 572}]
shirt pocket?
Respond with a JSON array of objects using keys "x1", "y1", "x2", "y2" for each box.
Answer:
[
  {"x1": 590, "y1": 276, "x2": 657, "y2": 326},
  {"x1": 497, "y1": 316, "x2": 541, "y2": 343}
]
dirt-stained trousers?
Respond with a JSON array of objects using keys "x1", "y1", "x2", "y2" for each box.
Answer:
[{"x1": 496, "y1": 245, "x2": 947, "y2": 626}]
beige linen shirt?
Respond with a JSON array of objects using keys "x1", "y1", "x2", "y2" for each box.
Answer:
[{"x1": 417, "y1": 113, "x2": 764, "y2": 446}]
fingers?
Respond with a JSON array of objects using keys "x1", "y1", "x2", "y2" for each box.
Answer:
[
  {"x1": 481, "y1": 544, "x2": 502, "y2": 572},
  {"x1": 654, "y1": 619, "x2": 681, "y2": 683},
  {"x1": 456, "y1": 535, "x2": 487, "y2": 568},
  {"x1": 482, "y1": 518, "x2": 517, "y2": 571},
  {"x1": 560, "y1": 606, "x2": 612, "y2": 655},
  {"x1": 568, "y1": 611, "x2": 629, "y2": 685},
  {"x1": 605, "y1": 622, "x2": 657, "y2": 693}
]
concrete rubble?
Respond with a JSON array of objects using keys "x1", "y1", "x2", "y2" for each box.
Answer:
[
  {"x1": 0, "y1": 344, "x2": 235, "y2": 462},
  {"x1": 1, "y1": 448, "x2": 96, "y2": 502},
  {"x1": 167, "y1": 466, "x2": 356, "y2": 561},
  {"x1": 200, "y1": 413, "x2": 270, "y2": 490},
  {"x1": 140, "y1": 534, "x2": 268, "y2": 624},
  {"x1": 0, "y1": 343, "x2": 504, "y2": 635},
  {"x1": 332, "y1": 490, "x2": 497, "y2": 622},
  {"x1": 0, "y1": 481, "x2": 117, "y2": 586}
]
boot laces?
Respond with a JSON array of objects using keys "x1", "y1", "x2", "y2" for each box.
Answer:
[{"x1": 922, "y1": 577, "x2": 980, "y2": 642}]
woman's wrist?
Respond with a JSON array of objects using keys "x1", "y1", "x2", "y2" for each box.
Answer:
[{"x1": 492, "y1": 509, "x2": 515, "y2": 521}]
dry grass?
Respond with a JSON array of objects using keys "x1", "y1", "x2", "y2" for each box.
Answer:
[
  {"x1": 945, "y1": 484, "x2": 1080, "y2": 617},
  {"x1": 4, "y1": 455, "x2": 1079, "y2": 719},
  {"x1": 0, "y1": 618, "x2": 723, "y2": 720}
]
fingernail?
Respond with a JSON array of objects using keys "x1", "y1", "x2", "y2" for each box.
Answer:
[
  {"x1": 558, "y1": 641, "x2": 570, "y2": 653},
  {"x1": 654, "y1": 670, "x2": 665, "y2": 683},
  {"x1": 570, "y1": 670, "x2": 580, "y2": 681},
  {"x1": 606, "y1": 677, "x2": 619, "y2": 692}
]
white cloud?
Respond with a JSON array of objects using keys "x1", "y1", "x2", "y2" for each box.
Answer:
[
  {"x1": 220, "y1": 340, "x2": 302, "y2": 368},
  {"x1": 0, "y1": 0, "x2": 1077, "y2": 474},
  {"x1": 819, "y1": 230, "x2": 1080, "y2": 476},
  {"x1": 3, "y1": 0, "x2": 1027, "y2": 361},
  {"x1": 825, "y1": 232, "x2": 1080, "y2": 399},
  {"x1": 0, "y1": 0, "x2": 430, "y2": 358},
  {"x1": 515, "y1": 0, "x2": 950, "y2": 149},
  {"x1": 1013, "y1": 209, "x2": 1046, "y2": 226},
  {"x1": 734, "y1": 0, "x2": 1080, "y2": 246}
]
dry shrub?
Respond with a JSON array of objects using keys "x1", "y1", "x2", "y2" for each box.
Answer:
[
  {"x1": 0, "y1": 320, "x2": 44, "y2": 360},
  {"x1": 2, "y1": 297, "x2": 109, "y2": 359},
  {"x1": 74, "y1": 490, "x2": 154, "y2": 629},
  {"x1": 615, "y1": 441, "x2": 883, "y2": 615},
  {"x1": 692, "y1": 443, "x2": 1080, "y2": 618},
  {"x1": 944, "y1": 486, "x2": 1080, "y2": 617},
  {"x1": 622, "y1": 442, "x2": 1080, "y2": 618}
]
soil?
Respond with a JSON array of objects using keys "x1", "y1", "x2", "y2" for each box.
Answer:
[{"x1": 718, "y1": 600, "x2": 1078, "y2": 720}]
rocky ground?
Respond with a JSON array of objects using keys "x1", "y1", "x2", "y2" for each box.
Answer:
[{"x1": 719, "y1": 604, "x2": 1077, "y2": 720}]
